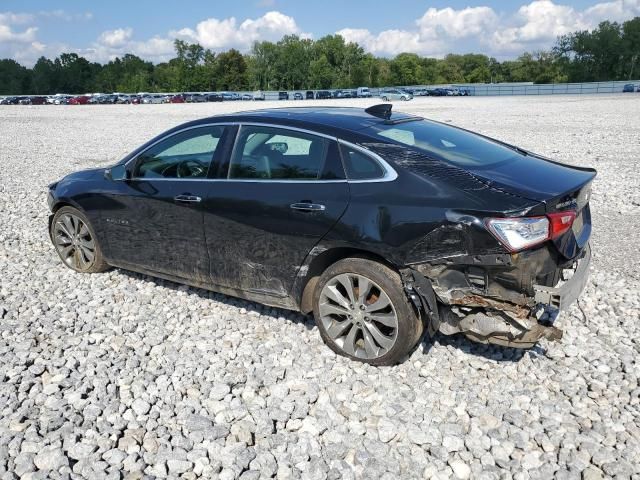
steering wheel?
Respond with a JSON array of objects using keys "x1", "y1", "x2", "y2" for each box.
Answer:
[{"x1": 177, "y1": 159, "x2": 207, "y2": 178}]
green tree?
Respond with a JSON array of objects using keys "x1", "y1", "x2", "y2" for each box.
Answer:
[
  {"x1": 0, "y1": 59, "x2": 31, "y2": 94},
  {"x1": 216, "y1": 49, "x2": 248, "y2": 90}
]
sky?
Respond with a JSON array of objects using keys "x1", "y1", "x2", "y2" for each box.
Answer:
[{"x1": 1, "y1": 0, "x2": 639, "y2": 66}]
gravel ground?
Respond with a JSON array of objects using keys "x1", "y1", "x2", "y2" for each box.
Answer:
[{"x1": 0, "y1": 95, "x2": 639, "y2": 479}]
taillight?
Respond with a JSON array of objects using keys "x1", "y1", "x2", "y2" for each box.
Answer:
[
  {"x1": 547, "y1": 211, "x2": 576, "y2": 238},
  {"x1": 485, "y1": 210, "x2": 576, "y2": 252},
  {"x1": 485, "y1": 217, "x2": 549, "y2": 252}
]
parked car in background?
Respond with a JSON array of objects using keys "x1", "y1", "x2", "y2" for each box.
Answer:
[
  {"x1": 623, "y1": 83, "x2": 636, "y2": 93},
  {"x1": 357, "y1": 87, "x2": 372, "y2": 98},
  {"x1": 99, "y1": 94, "x2": 119, "y2": 104},
  {"x1": 306, "y1": 91, "x2": 315, "y2": 100},
  {"x1": 207, "y1": 93, "x2": 223, "y2": 102},
  {"x1": 279, "y1": 91, "x2": 290, "y2": 100},
  {"x1": 253, "y1": 91, "x2": 265, "y2": 101},
  {"x1": 141, "y1": 94, "x2": 165, "y2": 104},
  {"x1": 51, "y1": 95, "x2": 72, "y2": 105},
  {"x1": 170, "y1": 94, "x2": 186, "y2": 103},
  {"x1": 31, "y1": 96, "x2": 48, "y2": 105},
  {"x1": 48, "y1": 104, "x2": 595, "y2": 365},
  {"x1": 241, "y1": 94, "x2": 253, "y2": 101},
  {"x1": 380, "y1": 89, "x2": 413, "y2": 101},
  {"x1": 192, "y1": 94, "x2": 208, "y2": 103},
  {"x1": 428, "y1": 88, "x2": 448, "y2": 96},
  {"x1": 116, "y1": 94, "x2": 134, "y2": 104},
  {"x1": 19, "y1": 96, "x2": 47, "y2": 105},
  {"x1": 69, "y1": 95, "x2": 91, "y2": 105},
  {"x1": 1, "y1": 96, "x2": 19, "y2": 105},
  {"x1": 409, "y1": 88, "x2": 428, "y2": 96},
  {"x1": 315, "y1": 90, "x2": 331, "y2": 99},
  {"x1": 293, "y1": 92, "x2": 304, "y2": 100}
]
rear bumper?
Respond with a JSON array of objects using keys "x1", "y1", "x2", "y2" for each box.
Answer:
[
  {"x1": 533, "y1": 243, "x2": 591, "y2": 312},
  {"x1": 410, "y1": 243, "x2": 592, "y2": 348}
]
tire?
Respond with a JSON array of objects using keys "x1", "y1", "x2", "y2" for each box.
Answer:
[
  {"x1": 382, "y1": 96, "x2": 389, "y2": 102},
  {"x1": 50, "y1": 206, "x2": 109, "y2": 273},
  {"x1": 313, "y1": 258, "x2": 423, "y2": 366}
]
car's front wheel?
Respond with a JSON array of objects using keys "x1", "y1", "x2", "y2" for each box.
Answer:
[
  {"x1": 51, "y1": 206, "x2": 109, "y2": 273},
  {"x1": 313, "y1": 258, "x2": 423, "y2": 365}
]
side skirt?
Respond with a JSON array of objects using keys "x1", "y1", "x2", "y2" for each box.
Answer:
[{"x1": 107, "y1": 260, "x2": 299, "y2": 311}]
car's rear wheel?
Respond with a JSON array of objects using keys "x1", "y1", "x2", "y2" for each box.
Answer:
[
  {"x1": 382, "y1": 96, "x2": 389, "y2": 102},
  {"x1": 51, "y1": 206, "x2": 108, "y2": 273},
  {"x1": 313, "y1": 258, "x2": 423, "y2": 365}
]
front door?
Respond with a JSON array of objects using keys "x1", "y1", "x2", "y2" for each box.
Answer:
[
  {"x1": 102, "y1": 125, "x2": 229, "y2": 282},
  {"x1": 202, "y1": 124, "x2": 350, "y2": 298}
]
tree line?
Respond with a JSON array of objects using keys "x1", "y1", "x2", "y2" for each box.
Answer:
[{"x1": 0, "y1": 17, "x2": 638, "y2": 95}]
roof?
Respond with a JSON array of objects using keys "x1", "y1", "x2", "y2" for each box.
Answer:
[{"x1": 200, "y1": 106, "x2": 421, "y2": 133}]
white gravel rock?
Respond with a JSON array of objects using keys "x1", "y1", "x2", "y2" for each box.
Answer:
[{"x1": 0, "y1": 96, "x2": 639, "y2": 478}]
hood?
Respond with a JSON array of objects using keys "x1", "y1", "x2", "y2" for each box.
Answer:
[{"x1": 59, "y1": 167, "x2": 105, "y2": 185}]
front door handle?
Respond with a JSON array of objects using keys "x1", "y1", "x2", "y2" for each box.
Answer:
[
  {"x1": 290, "y1": 202, "x2": 326, "y2": 212},
  {"x1": 174, "y1": 194, "x2": 202, "y2": 203}
]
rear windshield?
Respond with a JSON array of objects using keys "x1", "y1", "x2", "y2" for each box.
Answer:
[{"x1": 369, "y1": 120, "x2": 521, "y2": 168}]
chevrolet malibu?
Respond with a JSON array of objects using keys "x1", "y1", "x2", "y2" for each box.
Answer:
[{"x1": 48, "y1": 105, "x2": 595, "y2": 365}]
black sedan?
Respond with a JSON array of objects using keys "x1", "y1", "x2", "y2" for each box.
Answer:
[{"x1": 48, "y1": 105, "x2": 595, "y2": 365}]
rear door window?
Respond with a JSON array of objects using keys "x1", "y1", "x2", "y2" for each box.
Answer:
[{"x1": 229, "y1": 125, "x2": 337, "y2": 180}]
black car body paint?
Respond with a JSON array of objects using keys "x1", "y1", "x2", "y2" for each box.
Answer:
[{"x1": 48, "y1": 106, "x2": 595, "y2": 348}]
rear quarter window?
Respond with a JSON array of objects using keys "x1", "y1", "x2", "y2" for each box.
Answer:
[{"x1": 339, "y1": 144, "x2": 385, "y2": 180}]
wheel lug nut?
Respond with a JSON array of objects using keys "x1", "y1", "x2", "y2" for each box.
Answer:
[{"x1": 359, "y1": 305, "x2": 366, "y2": 310}]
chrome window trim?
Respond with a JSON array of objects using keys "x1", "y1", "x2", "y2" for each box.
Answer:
[
  {"x1": 123, "y1": 121, "x2": 398, "y2": 184},
  {"x1": 124, "y1": 122, "x2": 234, "y2": 171},
  {"x1": 337, "y1": 139, "x2": 398, "y2": 183}
]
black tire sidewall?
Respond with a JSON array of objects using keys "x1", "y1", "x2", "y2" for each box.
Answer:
[
  {"x1": 312, "y1": 258, "x2": 423, "y2": 366},
  {"x1": 51, "y1": 206, "x2": 107, "y2": 273}
]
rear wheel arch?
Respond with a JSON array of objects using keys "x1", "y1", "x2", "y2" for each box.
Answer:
[{"x1": 298, "y1": 247, "x2": 399, "y2": 314}]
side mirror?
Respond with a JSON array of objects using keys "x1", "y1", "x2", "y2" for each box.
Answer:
[{"x1": 105, "y1": 164, "x2": 129, "y2": 181}]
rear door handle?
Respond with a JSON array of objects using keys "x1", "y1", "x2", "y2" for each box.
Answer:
[
  {"x1": 290, "y1": 202, "x2": 326, "y2": 212},
  {"x1": 174, "y1": 194, "x2": 201, "y2": 203}
]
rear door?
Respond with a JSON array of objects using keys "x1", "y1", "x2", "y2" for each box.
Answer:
[{"x1": 202, "y1": 124, "x2": 349, "y2": 299}]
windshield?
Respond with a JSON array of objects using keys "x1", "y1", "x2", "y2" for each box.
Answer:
[{"x1": 369, "y1": 119, "x2": 521, "y2": 168}]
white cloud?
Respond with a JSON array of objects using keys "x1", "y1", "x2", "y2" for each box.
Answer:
[
  {"x1": 337, "y1": 1, "x2": 640, "y2": 58},
  {"x1": 584, "y1": 0, "x2": 640, "y2": 22},
  {"x1": 173, "y1": 11, "x2": 306, "y2": 50},
  {"x1": 83, "y1": 11, "x2": 307, "y2": 63},
  {"x1": 0, "y1": 10, "x2": 93, "y2": 65},
  {"x1": 37, "y1": 10, "x2": 94, "y2": 22},
  {"x1": 417, "y1": 6, "x2": 499, "y2": 39},
  {"x1": 337, "y1": 27, "x2": 446, "y2": 57},
  {"x1": 0, "y1": 12, "x2": 35, "y2": 24},
  {"x1": 490, "y1": 1, "x2": 591, "y2": 53},
  {"x1": 98, "y1": 28, "x2": 133, "y2": 48}
]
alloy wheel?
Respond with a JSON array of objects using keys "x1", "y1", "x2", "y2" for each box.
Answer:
[
  {"x1": 318, "y1": 273, "x2": 399, "y2": 360},
  {"x1": 53, "y1": 213, "x2": 96, "y2": 271}
]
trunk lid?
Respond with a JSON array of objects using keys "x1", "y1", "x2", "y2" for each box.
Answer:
[{"x1": 467, "y1": 154, "x2": 595, "y2": 260}]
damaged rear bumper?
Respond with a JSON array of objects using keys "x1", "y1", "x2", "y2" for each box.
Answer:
[{"x1": 406, "y1": 243, "x2": 591, "y2": 348}]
